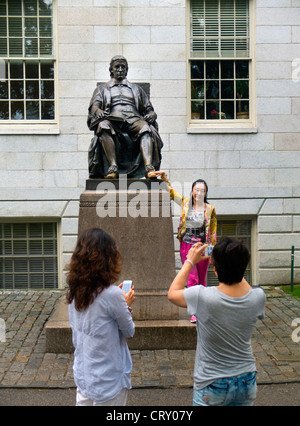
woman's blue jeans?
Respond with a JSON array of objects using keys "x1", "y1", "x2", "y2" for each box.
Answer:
[{"x1": 193, "y1": 372, "x2": 257, "y2": 406}]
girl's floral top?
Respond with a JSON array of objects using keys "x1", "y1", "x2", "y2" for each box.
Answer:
[{"x1": 168, "y1": 182, "x2": 217, "y2": 245}]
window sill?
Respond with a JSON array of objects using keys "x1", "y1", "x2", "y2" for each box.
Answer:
[
  {"x1": 0, "y1": 125, "x2": 60, "y2": 135},
  {"x1": 187, "y1": 124, "x2": 257, "y2": 134}
]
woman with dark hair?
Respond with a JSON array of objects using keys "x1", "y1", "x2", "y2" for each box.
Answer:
[
  {"x1": 151, "y1": 171, "x2": 217, "y2": 322},
  {"x1": 66, "y1": 228, "x2": 135, "y2": 406}
]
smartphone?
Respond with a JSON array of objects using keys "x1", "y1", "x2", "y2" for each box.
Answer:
[{"x1": 122, "y1": 280, "x2": 133, "y2": 294}]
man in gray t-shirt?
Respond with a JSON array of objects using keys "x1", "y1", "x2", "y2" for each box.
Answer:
[
  {"x1": 168, "y1": 237, "x2": 266, "y2": 406},
  {"x1": 184, "y1": 285, "x2": 266, "y2": 390}
]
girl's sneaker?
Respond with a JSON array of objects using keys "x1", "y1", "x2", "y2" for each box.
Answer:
[{"x1": 190, "y1": 315, "x2": 197, "y2": 323}]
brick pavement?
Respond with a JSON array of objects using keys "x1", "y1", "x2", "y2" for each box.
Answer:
[{"x1": 0, "y1": 288, "x2": 299, "y2": 389}]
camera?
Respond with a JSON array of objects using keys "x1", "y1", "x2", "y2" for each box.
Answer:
[{"x1": 205, "y1": 245, "x2": 214, "y2": 256}]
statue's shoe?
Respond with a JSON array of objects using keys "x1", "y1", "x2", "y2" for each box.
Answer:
[
  {"x1": 145, "y1": 165, "x2": 156, "y2": 178},
  {"x1": 105, "y1": 165, "x2": 119, "y2": 179}
]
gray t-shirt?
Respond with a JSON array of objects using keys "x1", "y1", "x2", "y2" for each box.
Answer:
[{"x1": 184, "y1": 285, "x2": 266, "y2": 390}]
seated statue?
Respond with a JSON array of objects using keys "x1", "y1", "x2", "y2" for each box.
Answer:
[{"x1": 87, "y1": 55, "x2": 163, "y2": 179}]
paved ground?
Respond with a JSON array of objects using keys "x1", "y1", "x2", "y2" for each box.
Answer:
[
  {"x1": 0, "y1": 287, "x2": 299, "y2": 406},
  {"x1": 0, "y1": 383, "x2": 299, "y2": 406}
]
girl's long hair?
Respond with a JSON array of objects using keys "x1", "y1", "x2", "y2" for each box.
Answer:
[{"x1": 66, "y1": 228, "x2": 122, "y2": 311}]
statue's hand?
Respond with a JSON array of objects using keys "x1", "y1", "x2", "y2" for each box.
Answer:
[
  {"x1": 144, "y1": 111, "x2": 157, "y2": 124},
  {"x1": 95, "y1": 108, "x2": 106, "y2": 119}
]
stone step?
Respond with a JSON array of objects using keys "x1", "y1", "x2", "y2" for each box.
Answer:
[{"x1": 45, "y1": 299, "x2": 197, "y2": 353}]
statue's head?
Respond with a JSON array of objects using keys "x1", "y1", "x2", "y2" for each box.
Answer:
[{"x1": 109, "y1": 55, "x2": 129, "y2": 78}]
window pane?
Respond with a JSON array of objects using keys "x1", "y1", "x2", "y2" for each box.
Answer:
[
  {"x1": 221, "y1": 80, "x2": 234, "y2": 99},
  {"x1": 191, "y1": 81, "x2": 204, "y2": 100},
  {"x1": 13, "y1": 240, "x2": 27, "y2": 255},
  {"x1": 8, "y1": 0, "x2": 22, "y2": 16},
  {"x1": 43, "y1": 222, "x2": 57, "y2": 238},
  {"x1": 26, "y1": 80, "x2": 39, "y2": 98},
  {"x1": 29, "y1": 239, "x2": 42, "y2": 255},
  {"x1": 0, "y1": 38, "x2": 7, "y2": 55},
  {"x1": 10, "y1": 61, "x2": 23, "y2": 78},
  {"x1": 11, "y1": 101, "x2": 24, "y2": 119},
  {"x1": 236, "y1": 80, "x2": 249, "y2": 99},
  {"x1": 39, "y1": 0, "x2": 53, "y2": 16},
  {"x1": 221, "y1": 61, "x2": 234, "y2": 79},
  {"x1": 39, "y1": 38, "x2": 53, "y2": 56},
  {"x1": 25, "y1": 17, "x2": 38, "y2": 37},
  {"x1": 0, "y1": 101, "x2": 9, "y2": 119},
  {"x1": 0, "y1": 81, "x2": 8, "y2": 99},
  {"x1": 221, "y1": 101, "x2": 234, "y2": 120},
  {"x1": 0, "y1": 240, "x2": 12, "y2": 255},
  {"x1": 25, "y1": 61, "x2": 39, "y2": 78},
  {"x1": 29, "y1": 257, "x2": 43, "y2": 272},
  {"x1": 9, "y1": 37, "x2": 23, "y2": 56},
  {"x1": 236, "y1": 60, "x2": 249, "y2": 78},
  {"x1": 13, "y1": 223, "x2": 27, "y2": 238},
  {"x1": 236, "y1": 100, "x2": 249, "y2": 119},
  {"x1": 11, "y1": 80, "x2": 24, "y2": 99},
  {"x1": 0, "y1": 17, "x2": 7, "y2": 36},
  {"x1": 29, "y1": 223, "x2": 42, "y2": 237},
  {"x1": 191, "y1": 101, "x2": 204, "y2": 120},
  {"x1": 0, "y1": 3, "x2": 6, "y2": 15},
  {"x1": 26, "y1": 100, "x2": 39, "y2": 119},
  {"x1": 191, "y1": 60, "x2": 204, "y2": 79},
  {"x1": 8, "y1": 17, "x2": 22, "y2": 36},
  {"x1": 206, "y1": 101, "x2": 219, "y2": 120},
  {"x1": 39, "y1": 17, "x2": 52, "y2": 37},
  {"x1": 41, "y1": 100, "x2": 54, "y2": 119},
  {"x1": 15, "y1": 257, "x2": 28, "y2": 272},
  {"x1": 41, "y1": 61, "x2": 54, "y2": 78},
  {"x1": 41, "y1": 80, "x2": 54, "y2": 99},
  {"x1": 206, "y1": 61, "x2": 219, "y2": 79},
  {"x1": 25, "y1": 37, "x2": 38, "y2": 56},
  {"x1": 206, "y1": 80, "x2": 219, "y2": 99},
  {"x1": 24, "y1": 0, "x2": 37, "y2": 16},
  {"x1": 43, "y1": 239, "x2": 57, "y2": 255}
]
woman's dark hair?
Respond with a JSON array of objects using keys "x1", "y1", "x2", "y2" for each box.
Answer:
[
  {"x1": 211, "y1": 237, "x2": 250, "y2": 285},
  {"x1": 191, "y1": 179, "x2": 209, "y2": 205},
  {"x1": 66, "y1": 228, "x2": 122, "y2": 311}
]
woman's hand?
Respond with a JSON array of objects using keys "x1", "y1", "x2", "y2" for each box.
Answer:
[
  {"x1": 148, "y1": 170, "x2": 169, "y2": 181},
  {"x1": 119, "y1": 283, "x2": 135, "y2": 307},
  {"x1": 187, "y1": 242, "x2": 208, "y2": 265}
]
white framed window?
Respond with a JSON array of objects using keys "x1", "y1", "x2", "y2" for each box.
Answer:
[
  {"x1": 0, "y1": 0, "x2": 57, "y2": 128},
  {"x1": 188, "y1": 0, "x2": 256, "y2": 133},
  {"x1": 0, "y1": 222, "x2": 59, "y2": 290}
]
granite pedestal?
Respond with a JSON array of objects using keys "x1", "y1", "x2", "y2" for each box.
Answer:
[{"x1": 45, "y1": 178, "x2": 196, "y2": 351}]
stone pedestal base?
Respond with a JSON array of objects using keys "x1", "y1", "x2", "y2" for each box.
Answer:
[
  {"x1": 45, "y1": 299, "x2": 196, "y2": 352},
  {"x1": 45, "y1": 178, "x2": 198, "y2": 352}
]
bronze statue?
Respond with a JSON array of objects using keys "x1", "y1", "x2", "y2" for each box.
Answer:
[{"x1": 87, "y1": 56, "x2": 163, "y2": 179}]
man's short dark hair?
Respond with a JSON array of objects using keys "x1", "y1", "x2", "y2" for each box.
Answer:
[{"x1": 211, "y1": 237, "x2": 250, "y2": 285}]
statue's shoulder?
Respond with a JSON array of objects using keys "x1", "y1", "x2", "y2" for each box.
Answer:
[{"x1": 96, "y1": 82, "x2": 110, "y2": 91}]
